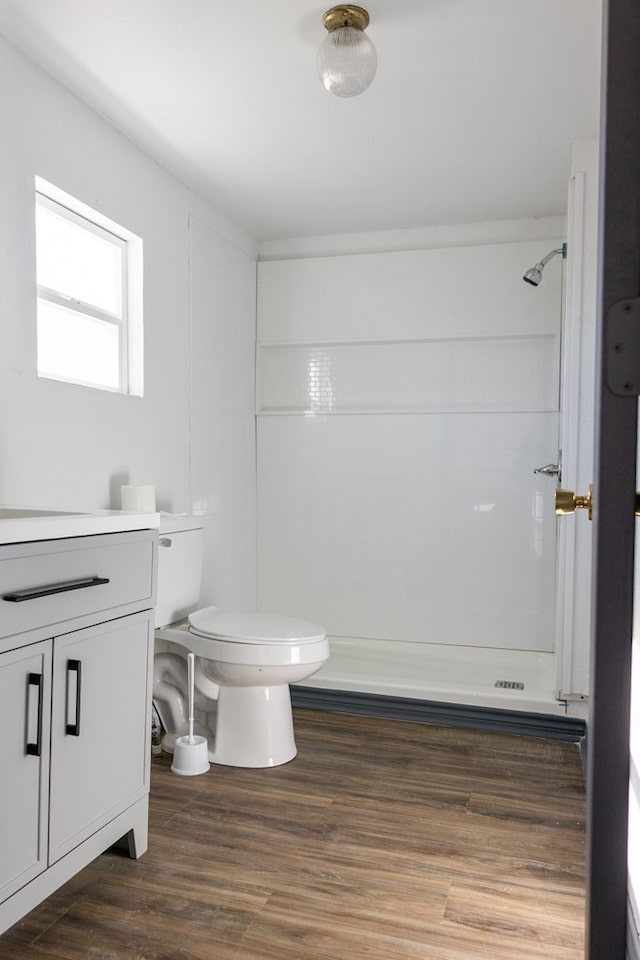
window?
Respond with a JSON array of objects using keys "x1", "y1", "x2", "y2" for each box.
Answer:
[{"x1": 35, "y1": 178, "x2": 143, "y2": 395}]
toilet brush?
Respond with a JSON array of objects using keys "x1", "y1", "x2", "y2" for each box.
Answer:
[{"x1": 170, "y1": 653, "x2": 210, "y2": 776}]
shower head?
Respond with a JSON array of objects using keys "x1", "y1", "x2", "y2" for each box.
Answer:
[
  {"x1": 522, "y1": 243, "x2": 567, "y2": 286},
  {"x1": 523, "y1": 263, "x2": 544, "y2": 286}
]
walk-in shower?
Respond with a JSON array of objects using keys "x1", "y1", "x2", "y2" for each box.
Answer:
[{"x1": 257, "y1": 239, "x2": 577, "y2": 719}]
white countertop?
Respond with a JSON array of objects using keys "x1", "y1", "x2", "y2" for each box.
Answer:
[{"x1": 0, "y1": 506, "x2": 160, "y2": 545}]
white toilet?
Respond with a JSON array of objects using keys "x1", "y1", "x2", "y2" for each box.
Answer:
[{"x1": 153, "y1": 516, "x2": 329, "y2": 768}]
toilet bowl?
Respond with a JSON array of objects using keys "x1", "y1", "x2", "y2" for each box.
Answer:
[
  {"x1": 157, "y1": 608, "x2": 328, "y2": 767},
  {"x1": 152, "y1": 517, "x2": 329, "y2": 768}
]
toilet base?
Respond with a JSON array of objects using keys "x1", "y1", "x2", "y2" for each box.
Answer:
[{"x1": 211, "y1": 684, "x2": 297, "y2": 768}]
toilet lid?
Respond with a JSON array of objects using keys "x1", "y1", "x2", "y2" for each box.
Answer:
[{"x1": 188, "y1": 607, "x2": 326, "y2": 644}]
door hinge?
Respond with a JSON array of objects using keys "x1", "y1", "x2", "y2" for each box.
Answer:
[{"x1": 606, "y1": 297, "x2": 640, "y2": 396}]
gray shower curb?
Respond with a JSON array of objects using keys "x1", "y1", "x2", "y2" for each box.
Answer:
[{"x1": 291, "y1": 685, "x2": 586, "y2": 742}]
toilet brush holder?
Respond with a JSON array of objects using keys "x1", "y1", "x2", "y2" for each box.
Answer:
[
  {"x1": 171, "y1": 734, "x2": 210, "y2": 776},
  {"x1": 170, "y1": 652, "x2": 210, "y2": 777}
]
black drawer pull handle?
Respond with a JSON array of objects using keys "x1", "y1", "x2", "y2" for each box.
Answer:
[
  {"x1": 66, "y1": 660, "x2": 82, "y2": 737},
  {"x1": 3, "y1": 576, "x2": 110, "y2": 603},
  {"x1": 26, "y1": 673, "x2": 44, "y2": 757}
]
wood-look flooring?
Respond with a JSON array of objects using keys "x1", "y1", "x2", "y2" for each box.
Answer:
[{"x1": 0, "y1": 708, "x2": 586, "y2": 960}]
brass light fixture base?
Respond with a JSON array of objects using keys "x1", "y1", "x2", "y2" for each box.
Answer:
[{"x1": 322, "y1": 5, "x2": 370, "y2": 32}]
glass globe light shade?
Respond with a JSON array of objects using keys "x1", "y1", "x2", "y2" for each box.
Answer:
[{"x1": 317, "y1": 25, "x2": 377, "y2": 98}]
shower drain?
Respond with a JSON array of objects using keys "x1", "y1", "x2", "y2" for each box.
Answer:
[{"x1": 494, "y1": 679, "x2": 525, "y2": 690}]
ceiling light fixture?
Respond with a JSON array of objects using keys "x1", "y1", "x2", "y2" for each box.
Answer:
[{"x1": 317, "y1": 5, "x2": 377, "y2": 99}]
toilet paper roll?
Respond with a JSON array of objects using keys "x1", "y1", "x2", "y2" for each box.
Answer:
[{"x1": 120, "y1": 484, "x2": 156, "y2": 513}]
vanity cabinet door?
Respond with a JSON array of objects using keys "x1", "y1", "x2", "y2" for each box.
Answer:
[
  {"x1": 48, "y1": 612, "x2": 152, "y2": 864},
  {"x1": 0, "y1": 641, "x2": 51, "y2": 903}
]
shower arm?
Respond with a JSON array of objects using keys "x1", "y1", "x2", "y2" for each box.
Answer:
[{"x1": 538, "y1": 244, "x2": 567, "y2": 268}]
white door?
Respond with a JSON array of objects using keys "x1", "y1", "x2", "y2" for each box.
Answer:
[
  {"x1": 554, "y1": 139, "x2": 599, "y2": 704},
  {"x1": 49, "y1": 613, "x2": 151, "y2": 864},
  {"x1": 0, "y1": 641, "x2": 51, "y2": 903}
]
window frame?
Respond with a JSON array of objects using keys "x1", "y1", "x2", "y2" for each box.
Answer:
[{"x1": 34, "y1": 179, "x2": 143, "y2": 396}]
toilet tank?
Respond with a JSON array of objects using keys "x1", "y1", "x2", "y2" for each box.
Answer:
[{"x1": 155, "y1": 515, "x2": 204, "y2": 627}]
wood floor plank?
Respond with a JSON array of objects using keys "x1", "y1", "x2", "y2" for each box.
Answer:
[
  {"x1": 316, "y1": 796, "x2": 585, "y2": 883},
  {"x1": 240, "y1": 905, "x2": 583, "y2": 960},
  {"x1": 0, "y1": 708, "x2": 586, "y2": 960},
  {"x1": 424, "y1": 782, "x2": 581, "y2": 824},
  {"x1": 443, "y1": 877, "x2": 584, "y2": 946}
]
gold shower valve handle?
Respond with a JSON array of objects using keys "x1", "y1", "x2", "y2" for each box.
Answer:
[{"x1": 555, "y1": 485, "x2": 593, "y2": 520}]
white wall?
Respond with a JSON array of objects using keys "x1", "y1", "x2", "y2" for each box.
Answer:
[
  {"x1": 189, "y1": 216, "x2": 257, "y2": 610},
  {"x1": 256, "y1": 232, "x2": 563, "y2": 651},
  {"x1": 0, "y1": 36, "x2": 257, "y2": 609}
]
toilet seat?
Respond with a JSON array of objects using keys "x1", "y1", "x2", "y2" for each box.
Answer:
[{"x1": 188, "y1": 607, "x2": 326, "y2": 645}]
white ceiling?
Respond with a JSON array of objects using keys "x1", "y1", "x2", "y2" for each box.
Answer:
[{"x1": 0, "y1": 0, "x2": 602, "y2": 242}]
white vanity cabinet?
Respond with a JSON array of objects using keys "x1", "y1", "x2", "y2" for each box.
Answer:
[{"x1": 0, "y1": 528, "x2": 157, "y2": 936}]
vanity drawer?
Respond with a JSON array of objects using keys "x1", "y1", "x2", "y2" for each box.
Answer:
[{"x1": 0, "y1": 533, "x2": 155, "y2": 641}]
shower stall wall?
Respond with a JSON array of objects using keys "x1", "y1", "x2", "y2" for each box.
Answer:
[{"x1": 256, "y1": 234, "x2": 566, "y2": 713}]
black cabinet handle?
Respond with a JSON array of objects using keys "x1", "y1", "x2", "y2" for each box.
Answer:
[
  {"x1": 26, "y1": 673, "x2": 44, "y2": 757},
  {"x1": 66, "y1": 660, "x2": 82, "y2": 736},
  {"x1": 3, "y1": 576, "x2": 109, "y2": 603}
]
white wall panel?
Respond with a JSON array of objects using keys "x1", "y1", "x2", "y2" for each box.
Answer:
[
  {"x1": 258, "y1": 335, "x2": 558, "y2": 414},
  {"x1": 258, "y1": 240, "x2": 562, "y2": 344},
  {"x1": 257, "y1": 412, "x2": 559, "y2": 651}
]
